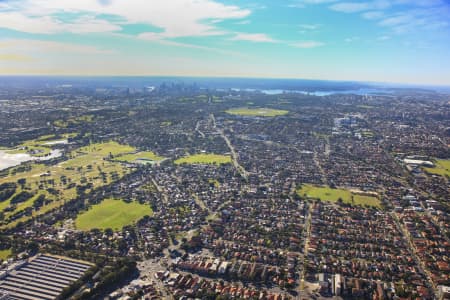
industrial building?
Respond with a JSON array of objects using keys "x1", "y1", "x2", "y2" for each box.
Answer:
[{"x1": 0, "y1": 254, "x2": 93, "y2": 300}]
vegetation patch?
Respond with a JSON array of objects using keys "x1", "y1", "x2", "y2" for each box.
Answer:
[
  {"x1": 0, "y1": 141, "x2": 136, "y2": 228},
  {"x1": 424, "y1": 159, "x2": 450, "y2": 177},
  {"x1": 225, "y1": 107, "x2": 289, "y2": 117},
  {"x1": 75, "y1": 198, "x2": 153, "y2": 231},
  {"x1": 7, "y1": 144, "x2": 52, "y2": 157},
  {"x1": 208, "y1": 178, "x2": 220, "y2": 188},
  {"x1": 175, "y1": 153, "x2": 232, "y2": 165},
  {"x1": 297, "y1": 184, "x2": 381, "y2": 208},
  {"x1": 0, "y1": 183, "x2": 17, "y2": 203},
  {"x1": 360, "y1": 130, "x2": 374, "y2": 138},
  {"x1": 54, "y1": 115, "x2": 95, "y2": 128},
  {"x1": 0, "y1": 249, "x2": 11, "y2": 260}
]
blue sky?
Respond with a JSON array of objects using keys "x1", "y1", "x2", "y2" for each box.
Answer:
[{"x1": 0, "y1": 0, "x2": 449, "y2": 85}]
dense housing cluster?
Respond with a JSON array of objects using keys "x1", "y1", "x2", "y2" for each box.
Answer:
[{"x1": 0, "y1": 80, "x2": 448, "y2": 299}]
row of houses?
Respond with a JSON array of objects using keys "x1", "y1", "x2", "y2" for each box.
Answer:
[{"x1": 155, "y1": 271, "x2": 291, "y2": 300}]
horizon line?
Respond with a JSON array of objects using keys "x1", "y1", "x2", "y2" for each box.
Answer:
[{"x1": 1, "y1": 74, "x2": 449, "y2": 89}]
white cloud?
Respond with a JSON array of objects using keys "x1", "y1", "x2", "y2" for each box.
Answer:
[
  {"x1": 295, "y1": 0, "x2": 338, "y2": 4},
  {"x1": 302, "y1": 0, "x2": 338, "y2": 2},
  {"x1": 299, "y1": 24, "x2": 322, "y2": 30},
  {"x1": 0, "y1": 39, "x2": 115, "y2": 54},
  {"x1": 330, "y1": 1, "x2": 391, "y2": 13},
  {"x1": 329, "y1": 0, "x2": 449, "y2": 35},
  {"x1": 288, "y1": 3, "x2": 305, "y2": 8},
  {"x1": 344, "y1": 36, "x2": 359, "y2": 42},
  {"x1": 64, "y1": 16, "x2": 122, "y2": 34},
  {"x1": 377, "y1": 35, "x2": 390, "y2": 40},
  {"x1": 0, "y1": 12, "x2": 122, "y2": 34},
  {"x1": 0, "y1": 0, "x2": 251, "y2": 38},
  {"x1": 362, "y1": 11, "x2": 384, "y2": 19},
  {"x1": 288, "y1": 0, "x2": 338, "y2": 8},
  {"x1": 379, "y1": 14, "x2": 413, "y2": 27},
  {"x1": 0, "y1": 13, "x2": 62, "y2": 34},
  {"x1": 230, "y1": 33, "x2": 277, "y2": 43},
  {"x1": 135, "y1": 34, "x2": 247, "y2": 56},
  {"x1": 235, "y1": 20, "x2": 251, "y2": 25},
  {"x1": 330, "y1": 2, "x2": 371, "y2": 13},
  {"x1": 291, "y1": 41, "x2": 325, "y2": 48},
  {"x1": 377, "y1": 6, "x2": 450, "y2": 33},
  {"x1": 0, "y1": 54, "x2": 34, "y2": 62},
  {"x1": 392, "y1": 0, "x2": 445, "y2": 7}
]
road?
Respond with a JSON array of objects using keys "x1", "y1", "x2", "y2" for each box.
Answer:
[
  {"x1": 391, "y1": 212, "x2": 436, "y2": 295},
  {"x1": 313, "y1": 151, "x2": 328, "y2": 185},
  {"x1": 210, "y1": 114, "x2": 249, "y2": 180},
  {"x1": 298, "y1": 203, "x2": 313, "y2": 298},
  {"x1": 151, "y1": 177, "x2": 168, "y2": 204},
  {"x1": 195, "y1": 120, "x2": 205, "y2": 138}
]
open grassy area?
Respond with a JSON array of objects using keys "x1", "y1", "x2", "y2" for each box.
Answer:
[
  {"x1": 0, "y1": 141, "x2": 137, "y2": 228},
  {"x1": 0, "y1": 249, "x2": 11, "y2": 260},
  {"x1": 175, "y1": 153, "x2": 232, "y2": 165},
  {"x1": 7, "y1": 141, "x2": 52, "y2": 157},
  {"x1": 225, "y1": 107, "x2": 289, "y2": 117},
  {"x1": 113, "y1": 151, "x2": 164, "y2": 164},
  {"x1": 54, "y1": 115, "x2": 95, "y2": 128},
  {"x1": 208, "y1": 178, "x2": 220, "y2": 188},
  {"x1": 297, "y1": 184, "x2": 381, "y2": 208},
  {"x1": 75, "y1": 198, "x2": 153, "y2": 231},
  {"x1": 424, "y1": 159, "x2": 450, "y2": 177}
]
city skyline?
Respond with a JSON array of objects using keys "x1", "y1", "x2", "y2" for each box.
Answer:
[{"x1": 0, "y1": 0, "x2": 449, "y2": 85}]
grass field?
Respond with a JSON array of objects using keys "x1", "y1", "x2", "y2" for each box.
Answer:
[
  {"x1": 225, "y1": 107, "x2": 289, "y2": 117},
  {"x1": 7, "y1": 140, "x2": 52, "y2": 157},
  {"x1": 54, "y1": 115, "x2": 95, "y2": 128},
  {"x1": 0, "y1": 141, "x2": 137, "y2": 228},
  {"x1": 75, "y1": 198, "x2": 153, "y2": 231},
  {"x1": 208, "y1": 178, "x2": 220, "y2": 188},
  {"x1": 175, "y1": 153, "x2": 232, "y2": 165},
  {"x1": 297, "y1": 184, "x2": 381, "y2": 208},
  {"x1": 0, "y1": 249, "x2": 11, "y2": 260},
  {"x1": 424, "y1": 159, "x2": 450, "y2": 177},
  {"x1": 113, "y1": 151, "x2": 164, "y2": 164}
]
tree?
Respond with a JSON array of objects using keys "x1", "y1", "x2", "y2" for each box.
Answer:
[
  {"x1": 27, "y1": 241, "x2": 39, "y2": 254},
  {"x1": 17, "y1": 178, "x2": 26, "y2": 188}
]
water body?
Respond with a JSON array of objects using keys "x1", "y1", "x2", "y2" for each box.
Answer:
[
  {"x1": 43, "y1": 139, "x2": 68, "y2": 145},
  {"x1": 0, "y1": 149, "x2": 62, "y2": 171},
  {"x1": 260, "y1": 88, "x2": 394, "y2": 96}
]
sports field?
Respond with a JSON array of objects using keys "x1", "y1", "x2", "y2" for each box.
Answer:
[
  {"x1": 297, "y1": 184, "x2": 381, "y2": 208},
  {"x1": 175, "y1": 153, "x2": 232, "y2": 165},
  {"x1": 75, "y1": 198, "x2": 153, "y2": 231},
  {"x1": 225, "y1": 107, "x2": 289, "y2": 117},
  {"x1": 424, "y1": 159, "x2": 450, "y2": 177}
]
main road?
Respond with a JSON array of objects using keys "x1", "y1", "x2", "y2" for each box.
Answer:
[{"x1": 210, "y1": 114, "x2": 249, "y2": 180}]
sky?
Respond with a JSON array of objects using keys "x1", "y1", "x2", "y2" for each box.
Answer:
[{"x1": 0, "y1": 0, "x2": 449, "y2": 85}]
